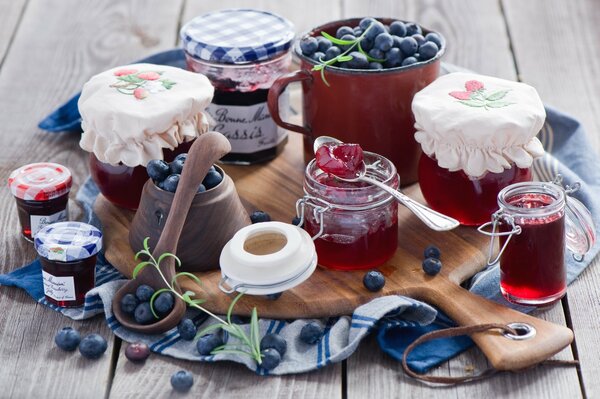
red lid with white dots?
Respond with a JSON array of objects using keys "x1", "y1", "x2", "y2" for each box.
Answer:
[{"x1": 8, "y1": 162, "x2": 72, "y2": 201}]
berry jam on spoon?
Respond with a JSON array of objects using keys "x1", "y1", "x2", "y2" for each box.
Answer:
[{"x1": 314, "y1": 136, "x2": 459, "y2": 231}]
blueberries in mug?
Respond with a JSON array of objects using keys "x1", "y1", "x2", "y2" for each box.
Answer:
[
  {"x1": 170, "y1": 159, "x2": 185, "y2": 174},
  {"x1": 146, "y1": 159, "x2": 170, "y2": 182},
  {"x1": 405, "y1": 22, "x2": 422, "y2": 36},
  {"x1": 374, "y1": 32, "x2": 394, "y2": 51},
  {"x1": 346, "y1": 51, "x2": 369, "y2": 69},
  {"x1": 383, "y1": 48, "x2": 402, "y2": 68},
  {"x1": 336, "y1": 25, "x2": 355, "y2": 39},
  {"x1": 55, "y1": 327, "x2": 81, "y2": 351},
  {"x1": 364, "y1": 21, "x2": 385, "y2": 40},
  {"x1": 325, "y1": 46, "x2": 342, "y2": 61},
  {"x1": 162, "y1": 174, "x2": 180, "y2": 193},
  {"x1": 412, "y1": 34, "x2": 426, "y2": 46},
  {"x1": 425, "y1": 32, "x2": 443, "y2": 48},
  {"x1": 401, "y1": 57, "x2": 418, "y2": 66},
  {"x1": 399, "y1": 37, "x2": 418, "y2": 57},
  {"x1": 78, "y1": 334, "x2": 108, "y2": 359},
  {"x1": 299, "y1": 36, "x2": 318, "y2": 56},
  {"x1": 419, "y1": 42, "x2": 439, "y2": 60},
  {"x1": 316, "y1": 36, "x2": 332, "y2": 52},
  {"x1": 389, "y1": 20, "x2": 407, "y2": 37},
  {"x1": 359, "y1": 17, "x2": 377, "y2": 30},
  {"x1": 369, "y1": 62, "x2": 384, "y2": 70},
  {"x1": 339, "y1": 34, "x2": 357, "y2": 51},
  {"x1": 367, "y1": 48, "x2": 385, "y2": 61},
  {"x1": 202, "y1": 170, "x2": 223, "y2": 190}
]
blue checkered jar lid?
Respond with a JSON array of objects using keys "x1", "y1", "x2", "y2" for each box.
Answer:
[
  {"x1": 34, "y1": 222, "x2": 103, "y2": 262},
  {"x1": 180, "y1": 9, "x2": 295, "y2": 64}
]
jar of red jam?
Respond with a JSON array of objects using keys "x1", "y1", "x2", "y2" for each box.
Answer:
[
  {"x1": 8, "y1": 162, "x2": 72, "y2": 241},
  {"x1": 79, "y1": 63, "x2": 214, "y2": 209},
  {"x1": 181, "y1": 9, "x2": 295, "y2": 164},
  {"x1": 34, "y1": 222, "x2": 103, "y2": 307},
  {"x1": 479, "y1": 179, "x2": 595, "y2": 306},
  {"x1": 412, "y1": 72, "x2": 547, "y2": 226},
  {"x1": 298, "y1": 151, "x2": 399, "y2": 270}
]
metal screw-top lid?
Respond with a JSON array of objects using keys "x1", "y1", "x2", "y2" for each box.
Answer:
[{"x1": 35, "y1": 222, "x2": 103, "y2": 262}]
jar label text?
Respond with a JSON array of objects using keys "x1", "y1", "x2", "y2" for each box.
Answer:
[
  {"x1": 30, "y1": 208, "x2": 68, "y2": 237},
  {"x1": 42, "y1": 271, "x2": 76, "y2": 301}
]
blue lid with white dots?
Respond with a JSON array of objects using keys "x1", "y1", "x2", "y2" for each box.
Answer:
[
  {"x1": 180, "y1": 9, "x2": 295, "y2": 64},
  {"x1": 34, "y1": 222, "x2": 103, "y2": 262}
]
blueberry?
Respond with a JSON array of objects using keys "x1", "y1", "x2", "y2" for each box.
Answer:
[
  {"x1": 174, "y1": 153, "x2": 187, "y2": 162},
  {"x1": 299, "y1": 36, "x2": 318, "y2": 56},
  {"x1": 413, "y1": 34, "x2": 426, "y2": 46},
  {"x1": 413, "y1": 53, "x2": 421, "y2": 61},
  {"x1": 324, "y1": 46, "x2": 341, "y2": 61},
  {"x1": 153, "y1": 291, "x2": 174, "y2": 316},
  {"x1": 339, "y1": 34, "x2": 356, "y2": 51},
  {"x1": 336, "y1": 25, "x2": 355, "y2": 39},
  {"x1": 250, "y1": 210, "x2": 271, "y2": 224},
  {"x1": 383, "y1": 48, "x2": 402, "y2": 68},
  {"x1": 260, "y1": 348, "x2": 281, "y2": 370},
  {"x1": 291, "y1": 216, "x2": 303, "y2": 227},
  {"x1": 423, "y1": 245, "x2": 441, "y2": 259},
  {"x1": 202, "y1": 170, "x2": 222, "y2": 189},
  {"x1": 425, "y1": 32, "x2": 443, "y2": 48},
  {"x1": 162, "y1": 174, "x2": 180, "y2": 193},
  {"x1": 419, "y1": 41, "x2": 439, "y2": 60},
  {"x1": 405, "y1": 22, "x2": 422, "y2": 36},
  {"x1": 423, "y1": 258, "x2": 442, "y2": 276},
  {"x1": 178, "y1": 318, "x2": 197, "y2": 341},
  {"x1": 346, "y1": 51, "x2": 369, "y2": 69},
  {"x1": 365, "y1": 21, "x2": 385, "y2": 40},
  {"x1": 310, "y1": 51, "x2": 325, "y2": 62},
  {"x1": 78, "y1": 334, "x2": 108, "y2": 359},
  {"x1": 146, "y1": 159, "x2": 170, "y2": 183},
  {"x1": 359, "y1": 37, "x2": 373, "y2": 52},
  {"x1": 402, "y1": 57, "x2": 418, "y2": 66},
  {"x1": 301, "y1": 322, "x2": 323, "y2": 344},
  {"x1": 54, "y1": 327, "x2": 81, "y2": 351},
  {"x1": 363, "y1": 270, "x2": 385, "y2": 292},
  {"x1": 136, "y1": 284, "x2": 155, "y2": 302},
  {"x1": 170, "y1": 370, "x2": 194, "y2": 392},
  {"x1": 260, "y1": 333, "x2": 287, "y2": 356},
  {"x1": 134, "y1": 302, "x2": 156, "y2": 325},
  {"x1": 353, "y1": 26, "x2": 363, "y2": 36},
  {"x1": 367, "y1": 48, "x2": 385, "y2": 60},
  {"x1": 208, "y1": 165, "x2": 216, "y2": 173},
  {"x1": 368, "y1": 62, "x2": 383, "y2": 70},
  {"x1": 197, "y1": 184, "x2": 206, "y2": 193},
  {"x1": 389, "y1": 20, "x2": 407, "y2": 37},
  {"x1": 266, "y1": 292, "x2": 282, "y2": 300},
  {"x1": 169, "y1": 159, "x2": 185, "y2": 174},
  {"x1": 359, "y1": 17, "x2": 378, "y2": 30},
  {"x1": 316, "y1": 36, "x2": 332, "y2": 52},
  {"x1": 399, "y1": 37, "x2": 418, "y2": 56},
  {"x1": 374, "y1": 33, "x2": 394, "y2": 51},
  {"x1": 392, "y1": 35, "x2": 403, "y2": 48},
  {"x1": 125, "y1": 342, "x2": 150, "y2": 362},
  {"x1": 196, "y1": 333, "x2": 223, "y2": 356},
  {"x1": 120, "y1": 293, "x2": 139, "y2": 315}
]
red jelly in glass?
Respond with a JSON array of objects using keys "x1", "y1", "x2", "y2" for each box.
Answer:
[
  {"x1": 315, "y1": 143, "x2": 364, "y2": 179},
  {"x1": 303, "y1": 151, "x2": 399, "y2": 270},
  {"x1": 419, "y1": 154, "x2": 532, "y2": 226},
  {"x1": 8, "y1": 162, "x2": 72, "y2": 241}
]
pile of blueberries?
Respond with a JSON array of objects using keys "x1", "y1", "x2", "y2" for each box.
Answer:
[
  {"x1": 299, "y1": 17, "x2": 443, "y2": 69},
  {"x1": 120, "y1": 284, "x2": 175, "y2": 325},
  {"x1": 147, "y1": 153, "x2": 223, "y2": 193}
]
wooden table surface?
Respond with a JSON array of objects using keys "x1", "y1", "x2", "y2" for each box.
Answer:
[{"x1": 1, "y1": 1, "x2": 598, "y2": 398}]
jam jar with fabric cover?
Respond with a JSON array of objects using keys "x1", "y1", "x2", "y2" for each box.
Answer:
[
  {"x1": 412, "y1": 72, "x2": 546, "y2": 226},
  {"x1": 78, "y1": 63, "x2": 214, "y2": 210}
]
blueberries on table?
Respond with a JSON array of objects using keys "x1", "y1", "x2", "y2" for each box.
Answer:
[
  {"x1": 260, "y1": 348, "x2": 282, "y2": 370},
  {"x1": 260, "y1": 333, "x2": 287, "y2": 357},
  {"x1": 135, "y1": 284, "x2": 155, "y2": 302},
  {"x1": 423, "y1": 258, "x2": 442, "y2": 276},
  {"x1": 178, "y1": 318, "x2": 197, "y2": 341},
  {"x1": 55, "y1": 327, "x2": 81, "y2": 351},
  {"x1": 125, "y1": 342, "x2": 151, "y2": 362},
  {"x1": 120, "y1": 293, "x2": 139, "y2": 315},
  {"x1": 78, "y1": 334, "x2": 108, "y2": 359},
  {"x1": 250, "y1": 210, "x2": 272, "y2": 224},
  {"x1": 363, "y1": 270, "x2": 386, "y2": 292},
  {"x1": 197, "y1": 333, "x2": 224, "y2": 356},
  {"x1": 134, "y1": 302, "x2": 156, "y2": 325},
  {"x1": 147, "y1": 153, "x2": 223, "y2": 193},
  {"x1": 300, "y1": 322, "x2": 324, "y2": 345},
  {"x1": 171, "y1": 370, "x2": 194, "y2": 392},
  {"x1": 153, "y1": 291, "x2": 174, "y2": 316}
]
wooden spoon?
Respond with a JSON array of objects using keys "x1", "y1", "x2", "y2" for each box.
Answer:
[{"x1": 112, "y1": 132, "x2": 232, "y2": 334}]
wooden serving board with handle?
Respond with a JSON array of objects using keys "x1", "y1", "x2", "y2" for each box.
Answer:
[{"x1": 96, "y1": 134, "x2": 573, "y2": 371}]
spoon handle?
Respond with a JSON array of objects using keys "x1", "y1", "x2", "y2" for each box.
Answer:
[{"x1": 360, "y1": 176, "x2": 460, "y2": 231}]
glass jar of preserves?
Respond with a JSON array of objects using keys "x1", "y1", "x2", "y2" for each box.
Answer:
[{"x1": 181, "y1": 9, "x2": 295, "y2": 164}]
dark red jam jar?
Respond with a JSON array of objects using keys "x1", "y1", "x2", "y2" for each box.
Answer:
[
  {"x1": 181, "y1": 9, "x2": 295, "y2": 164},
  {"x1": 299, "y1": 152, "x2": 399, "y2": 270},
  {"x1": 8, "y1": 162, "x2": 72, "y2": 241},
  {"x1": 480, "y1": 180, "x2": 595, "y2": 306},
  {"x1": 34, "y1": 222, "x2": 103, "y2": 307}
]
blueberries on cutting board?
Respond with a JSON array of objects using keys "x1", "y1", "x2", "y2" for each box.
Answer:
[
  {"x1": 363, "y1": 270, "x2": 386, "y2": 292},
  {"x1": 422, "y1": 244, "x2": 443, "y2": 276}
]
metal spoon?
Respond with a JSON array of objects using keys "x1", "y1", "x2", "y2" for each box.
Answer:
[{"x1": 313, "y1": 136, "x2": 459, "y2": 231}]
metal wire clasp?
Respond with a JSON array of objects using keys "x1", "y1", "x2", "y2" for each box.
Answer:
[
  {"x1": 295, "y1": 195, "x2": 331, "y2": 240},
  {"x1": 477, "y1": 210, "x2": 522, "y2": 266}
]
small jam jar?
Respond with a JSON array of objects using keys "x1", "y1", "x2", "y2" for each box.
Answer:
[
  {"x1": 79, "y1": 63, "x2": 214, "y2": 209},
  {"x1": 412, "y1": 72, "x2": 547, "y2": 225},
  {"x1": 480, "y1": 180, "x2": 595, "y2": 306},
  {"x1": 34, "y1": 222, "x2": 103, "y2": 307},
  {"x1": 298, "y1": 152, "x2": 399, "y2": 270},
  {"x1": 181, "y1": 9, "x2": 295, "y2": 164},
  {"x1": 8, "y1": 162, "x2": 72, "y2": 240}
]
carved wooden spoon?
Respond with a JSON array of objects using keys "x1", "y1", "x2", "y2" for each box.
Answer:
[{"x1": 112, "y1": 132, "x2": 232, "y2": 334}]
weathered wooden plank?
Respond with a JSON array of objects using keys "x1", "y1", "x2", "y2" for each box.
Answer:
[
  {"x1": 0, "y1": 0, "x2": 27, "y2": 65},
  {"x1": 503, "y1": 0, "x2": 600, "y2": 397},
  {"x1": 0, "y1": 0, "x2": 183, "y2": 397}
]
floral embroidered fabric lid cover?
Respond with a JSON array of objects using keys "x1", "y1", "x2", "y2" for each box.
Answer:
[
  {"x1": 412, "y1": 72, "x2": 546, "y2": 177},
  {"x1": 79, "y1": 63, "x2": 214, "y2": 167}
]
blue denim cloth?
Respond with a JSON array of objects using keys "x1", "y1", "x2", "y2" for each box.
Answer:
[{"x1": 6, "y1": 50, "x2": 597, "y2": 375}]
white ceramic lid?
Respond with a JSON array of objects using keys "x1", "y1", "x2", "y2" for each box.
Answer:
[
  {"x1": 79, "y1": 63, "x2": 214, "y2": 167},
  {"x1": 412, "y1": 72, "x2": 546, "y2": 177}
]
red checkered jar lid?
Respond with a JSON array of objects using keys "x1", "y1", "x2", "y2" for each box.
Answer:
[{"x1": 8, "y1": 162, "x2": 72, "y2": 201}]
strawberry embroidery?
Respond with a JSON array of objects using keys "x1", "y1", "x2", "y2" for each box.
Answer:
[
  {"x1": 109, "y1": 70, "x2": 176, "y2": 100},
  {"x1": 449, "y1": 79, "x2": 513, "y2": 109}
]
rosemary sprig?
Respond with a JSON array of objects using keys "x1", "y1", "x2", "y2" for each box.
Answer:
[{"x1": 133, "y1": 237, "x2": 263, "y2": 364}]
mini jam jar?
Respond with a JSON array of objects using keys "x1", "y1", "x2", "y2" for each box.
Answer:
[
  {"x1": 181, "y1": 9, "x2": 295, "y2": 164},
  {"x1": 8, "y1": 162, "x2": 72, "y2": 241},
  {"x1": 34, "y1": 222, "x2": 103, "y2": 307},
  {"x1": 297, "y1": 152, "x2": 399, "y2": 270},
  {"x1": 412, "y1": 72, "x2": 547, "y2": 226},
  {"x1": 479, "y1": 179, "x2": 595, "y2": 306}
]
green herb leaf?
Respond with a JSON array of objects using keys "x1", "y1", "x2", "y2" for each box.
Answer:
[
  {"x1": 157, "y1": 252, "x2": 181, "y2": 268},
  {"x1": 227, "y1": 293, "x2": 245, "y2": 324},
  {"x1": 321, "y1": 31, "x2": 355, "y2": 45},
  {"x1": 486, "y1": 90, "x2": 509, "y2": 101},
  {"x1": 251, "y1": 307, "x2": 260, "y2": 354},
  {"x1": 149, "y1": 288, "x2": 171, "y2": 318},
  {"x1": 181, "y1": 290, "x2": 196, "y2": 303},
  {"x1": 196, "y1": 323, "x2": 225, "y2": 338},
  {"x1": 132, "y1": 261, "x2": 153, "y2": 279},
  {"x1": 337, "y1": 55, "x2": 353, "y2": 62},
  {"x1": 171, "y1": 272, "x2": 203, "y2": 288}
]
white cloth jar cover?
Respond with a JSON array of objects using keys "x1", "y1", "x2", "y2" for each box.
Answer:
[
  {"x1": 412, "y1": 72, "x2": 546, "y2": 178},
  {"x1": 79, "y1": 63, "x2": 214, "y2": 167}
]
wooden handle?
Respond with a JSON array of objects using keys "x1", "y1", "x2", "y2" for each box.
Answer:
[{"x1": 427, "y1": 280, "x2": 573, "y2": 370}]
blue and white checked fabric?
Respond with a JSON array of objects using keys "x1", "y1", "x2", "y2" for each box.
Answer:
[
  {"x1": 180, "y1": 9, "x2": 295, "y2": 63},
  {"x1": 34, "y1": 221, "x2": 102, "y2": 262}
]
